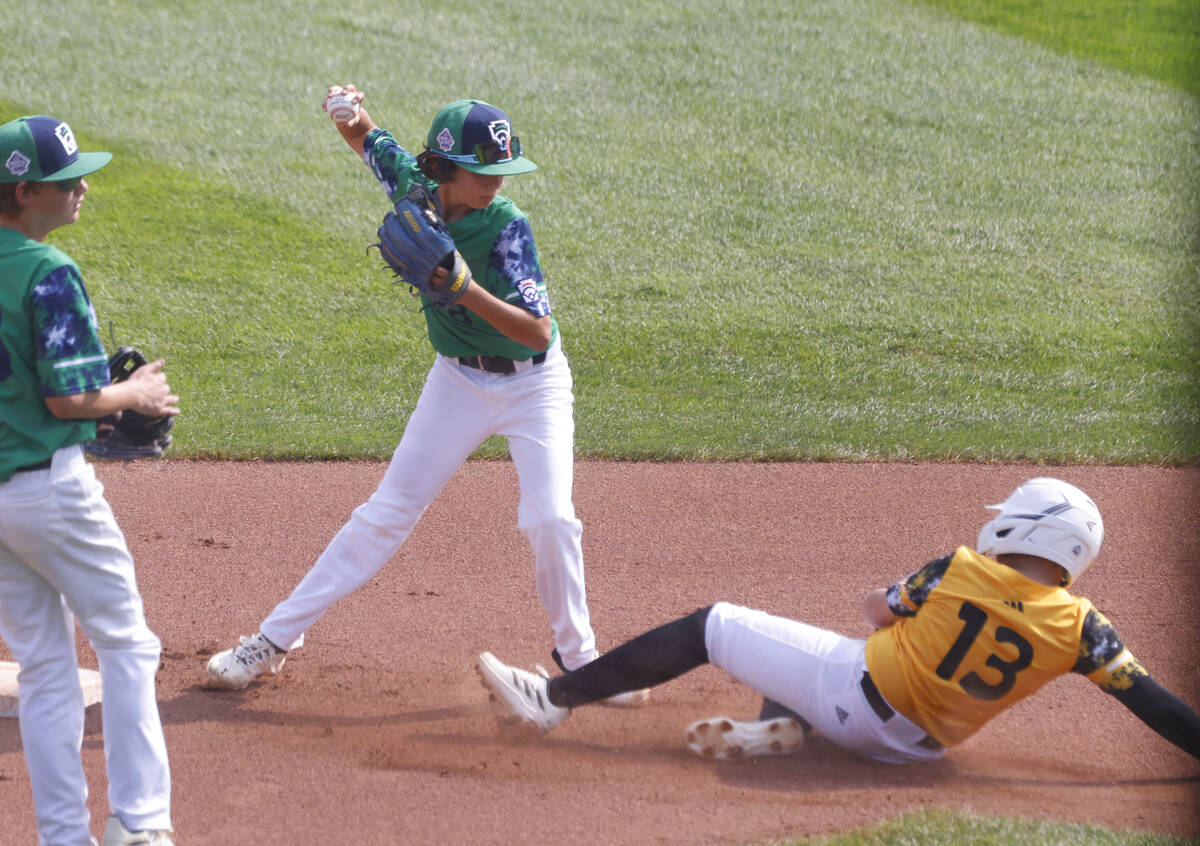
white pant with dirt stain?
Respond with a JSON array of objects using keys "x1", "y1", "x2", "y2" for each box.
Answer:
[
  {"x1": 705, "y1": 601, "x2": 945, "y2": 764},
  {"x1": 260, "y1": 338, "x2": 600, "y2": 670},
  {"x1": 0, "y1": 445, "x2": 172, "y2": 846}
]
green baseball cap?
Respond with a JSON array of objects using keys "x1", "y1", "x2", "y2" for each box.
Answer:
[
  {"x1": 0, "y1": 116, "x2": 112, "y2": 183},
  {"x1": 425, "y1": 99, "x2": 537, "y2": 176}
]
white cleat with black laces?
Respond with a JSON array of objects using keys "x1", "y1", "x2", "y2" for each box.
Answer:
[
  {"x1": 206, "y1": 633, "x2": 287, "y2": 690},
  {"x1": 477, "y1": 652, "x2": 569, "y2": 733}
]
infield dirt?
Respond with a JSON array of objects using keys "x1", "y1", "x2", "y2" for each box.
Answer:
[{"x1": 1, "y1": 460, "x2": 1197, "y2": 844}]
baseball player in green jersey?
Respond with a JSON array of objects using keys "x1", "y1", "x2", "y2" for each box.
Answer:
[
  {"x1": 479, "y1": 478, "x2": 1200, "y2": 766},
  {"x1": 207, "y1": 86, "x2": 647, "y2": 707},
  {"x1": 0, "y1": 116, "x2": 179, "y2": 845}
]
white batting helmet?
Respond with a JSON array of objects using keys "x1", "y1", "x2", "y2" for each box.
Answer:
[{"x1": 976, "y1": 478, "x2": 1104, "y2": 585}]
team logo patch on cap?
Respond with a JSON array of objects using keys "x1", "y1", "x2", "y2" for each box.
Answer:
[
  {"x1": 5, "y1": 150, "x2": 31, "y2": 177},
  {"x1": 487, "y1": 119, "x2": 512, "y2": 157},
  {"x1": 437, "y1": 128, "x2": 455, "y2": 153},
  {"x1": 54, "y1": 122, "x2": 78, "y2": 156}
]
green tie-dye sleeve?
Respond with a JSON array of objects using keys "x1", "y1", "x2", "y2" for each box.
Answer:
[{"x1": 361, "y1": 128, "x2": 430, "y2": 202}]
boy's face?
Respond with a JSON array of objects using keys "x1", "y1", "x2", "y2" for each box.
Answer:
[
  {"x1": 22, "y1": 177, "x2": 89, "y2": 232},
  {"x1": 449, "y1": 166, "x2": 503, "y2": 210}
]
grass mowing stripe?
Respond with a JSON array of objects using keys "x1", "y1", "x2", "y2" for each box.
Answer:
[{"x1": 907, "y1": 0, "x2": 1200, "y2": 99}]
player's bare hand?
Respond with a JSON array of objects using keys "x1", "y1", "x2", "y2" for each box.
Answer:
[
  {"x1": 126, "y1": 359, "x2": 181, "y2": 418},
  {"x1": 323, "y1": 85, "x2": 365, "y2": 125},
  {"x1": 325, "y1": 83, "x2": 363, "y2": 101}
]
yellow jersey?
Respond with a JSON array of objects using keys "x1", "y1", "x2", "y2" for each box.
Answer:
[{"x1": 864, "y1": 546, "x2": 1144, "y2": 747}]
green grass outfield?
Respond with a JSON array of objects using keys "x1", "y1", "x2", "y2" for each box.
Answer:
[
  {"x1": 3, "y1": 1, "x2": 1198, "y2": 843},
  {"x1": 800, "y1": 809, "x2": 1196, "y2": 845}
]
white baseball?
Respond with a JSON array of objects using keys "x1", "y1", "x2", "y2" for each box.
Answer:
[{"x1": 325, "y1": 92, "x2": 358, "y2": 124}]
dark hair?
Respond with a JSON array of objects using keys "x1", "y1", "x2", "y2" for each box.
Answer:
[
  {"x1": 416, "y1": 150, "x2": 458, "y2": 184},
  {"x1": 0, "y1": 182, "x2": 29, "y2": 218}
]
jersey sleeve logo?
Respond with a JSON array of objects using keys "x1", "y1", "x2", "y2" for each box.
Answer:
[{"x1": 517, "y1": 278, "x2": 540, "y2": 306}]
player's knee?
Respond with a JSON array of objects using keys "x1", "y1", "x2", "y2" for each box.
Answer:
[
  {"x1": 708, "y1": 601, "x2": 737, "y2": 622},
  {"x1": 91, "y1": 635, "x2": 162, "y2": 685},
  {"x1": 13, "y1": 649, "x2": 79, "y2": 689},
  {"x1": 518, "y1": 511, "x2": 581, "y2": 541},
  {"x1": 85, "y1": 618, "x2": 161, "y2": 657}
]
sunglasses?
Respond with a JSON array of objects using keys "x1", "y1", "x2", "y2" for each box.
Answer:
[
  {"x1": 53, "y1": 176, "x2": 83, "y2": 193},
  {"x1": 439, "y1": 136, "x2": 522, "y2": 166}
]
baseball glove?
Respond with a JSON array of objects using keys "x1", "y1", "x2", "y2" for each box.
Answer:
[
  {"x1": 84, "y1": 347, "x2": 175, "y2": 461},
  {"x1": 372, "y1": 185, "x2": 470, "y2": 309}
]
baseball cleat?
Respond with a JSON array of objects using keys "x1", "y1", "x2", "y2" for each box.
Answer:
[
  {"x1": 477, "y1": 652, "x2": 569, "y2": 733},
  {"x1": 100, "y1": 815, "x2": 175, "y2": 846},
  {"x1": 205, "y1": 633, "x2": 286, "y2": 690},
  {"x1": 684, "y1": 716, "x2": 805, "y2": 761}
]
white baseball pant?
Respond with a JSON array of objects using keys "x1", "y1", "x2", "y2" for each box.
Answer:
[
  {"x1": 0, "y1": 445, "x2": 171, "y2": 846},
  {"x1": 705, "y1": 601, "x2": 945, "y2": 764},
  {"x1": 260, "y1": 338, "x2": 599, "y2": 669}
]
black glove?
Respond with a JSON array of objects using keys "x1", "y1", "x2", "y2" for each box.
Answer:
[{"x1": 84, "y1": 347, "x2": 174, "y2": 461}]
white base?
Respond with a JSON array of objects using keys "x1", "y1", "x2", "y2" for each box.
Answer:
[{"x1": 0, "y1": 660, "x2": 103, "y2": 718}]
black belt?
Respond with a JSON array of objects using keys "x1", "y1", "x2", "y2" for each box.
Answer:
[
  {"x1": 861, "y1": 671, "x2": 944, "y2": 751},
  {"x1": 457, "y1": 352, "x2": 546, "y2": 375},
  {"x1": 12, "y1": 458, "x2": 52, "y2": 474}
]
